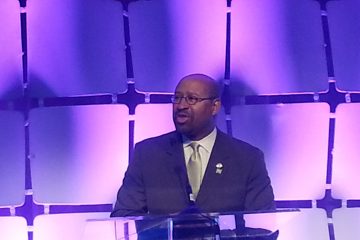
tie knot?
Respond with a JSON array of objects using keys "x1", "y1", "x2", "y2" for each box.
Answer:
[{"x1": 189, "y1": 142, "x2": 200, "y2": 152}]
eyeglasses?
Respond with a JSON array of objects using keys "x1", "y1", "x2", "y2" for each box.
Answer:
[{"x1": 171, "y1": 95, "x2": 217, "y2": 105}]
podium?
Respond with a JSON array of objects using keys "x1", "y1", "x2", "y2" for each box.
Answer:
[{"x1": 82, "y1": 209, "x2": 299, "y2": 239}]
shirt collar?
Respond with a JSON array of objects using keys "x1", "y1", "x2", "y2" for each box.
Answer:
[{"x1": 182, "y1": 128, "x2": 217, "y2": 153}]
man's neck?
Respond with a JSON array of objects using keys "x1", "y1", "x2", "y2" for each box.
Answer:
[{"x1": 182, "y1": 127, "x2": 217, "y2": 143}]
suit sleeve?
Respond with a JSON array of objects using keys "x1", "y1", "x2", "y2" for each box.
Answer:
[
  {"x1": 110, "y1": 143, "x2": 148, "y2": 217},
  {"x1": 244, "y1": 149, "x2": 275, "y2": 210}
]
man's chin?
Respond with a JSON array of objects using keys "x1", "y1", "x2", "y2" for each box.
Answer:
[{"x1": 174, "y1": 124, "x2": 191, "y2": 135}]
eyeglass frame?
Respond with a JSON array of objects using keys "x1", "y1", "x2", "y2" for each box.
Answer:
[{"x1": 171, "y1": 95, "x2": 218, "y2": 105}]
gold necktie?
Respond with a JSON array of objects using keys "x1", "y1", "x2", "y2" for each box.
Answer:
[{"x1": 187, "y1": 142, "x2": 202, "y2": 200}]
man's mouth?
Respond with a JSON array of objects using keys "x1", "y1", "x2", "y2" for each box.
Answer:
[{"x1": 175, "y1": 112, "x2": 190, "y2": 124}]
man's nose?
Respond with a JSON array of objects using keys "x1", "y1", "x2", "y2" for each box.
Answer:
[{"x1": 177, "y1": 97, "x2": 190, "y2": 108}]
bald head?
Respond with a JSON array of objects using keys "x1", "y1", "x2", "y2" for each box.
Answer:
[{"x1": 178, "y1": 74, "x2": 221, "y2": 99}]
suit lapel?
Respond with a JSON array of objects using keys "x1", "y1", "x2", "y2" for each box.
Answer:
[
  {"x1": 164, "y1": 131, "x2": 185, "y2": 168},
  {"x1": 196, "y1": 131, "x2": 231, "y2": 204},
  {"x1": 163, "y1": 132, "x2": 190, "y2": 200}
]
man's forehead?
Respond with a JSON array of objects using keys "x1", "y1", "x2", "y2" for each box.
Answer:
[
  {"x1": 175, "y1": 80, "x2": 210, "y2": 94},
  {"x1": 181, "y1": 75, "x2": 212, "y2": 83},
  {"x1": 176, "y1": 78, "x2": 211, "y2": 88}
]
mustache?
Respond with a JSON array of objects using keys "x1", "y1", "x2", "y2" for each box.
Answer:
[{"x1": 174, "y1": 110, "x2": 191, "y2": 117}]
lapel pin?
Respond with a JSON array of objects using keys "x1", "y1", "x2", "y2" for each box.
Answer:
[{"x1": 216, "y1": 163, "x2": 223, "y2": 174}]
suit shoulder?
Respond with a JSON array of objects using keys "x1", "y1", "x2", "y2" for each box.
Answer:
[
  {"x1": 218, "y1": 131, "x2": 263, "y2": 156},
  {"x1": 135, "y1": 131, "x2": 178, "y2": 147}
]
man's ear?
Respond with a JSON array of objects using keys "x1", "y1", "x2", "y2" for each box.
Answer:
[{"x1": 212, "y1": 99, "x2": 221, "y2": 115}]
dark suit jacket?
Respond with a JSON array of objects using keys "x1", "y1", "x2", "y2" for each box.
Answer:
[{"x1": 111, "y1": 130, "x2": 274, "y2": 217}]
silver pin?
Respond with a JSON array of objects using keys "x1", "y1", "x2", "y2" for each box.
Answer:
[{"x1": 216, "y1": 163, "x2": 223, "y2": 174}]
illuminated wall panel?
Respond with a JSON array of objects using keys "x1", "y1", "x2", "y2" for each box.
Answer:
[
  {"x1": 33, "y1": 212, "x2": 109, "y2": 240},
  {"x1": 130, "y1": 0, "x2": 226, "y2": 92},
  {"x1": 332, "y1": 104, "x2": 360, "y2": 199},
  {"x1": 82, "y1": 218, "x2": 126, "y2": 240},
  {"x1": 27, "y1": 0, "x2": 127, "y2": 97},
  {"x1": 134, "y1": 104, "x2": 174, "y2": 144},
  {"x1": 0, "y1": 217, "x2": 28, "y2": 240},
  {"x1": 244, "y1": 209, "x2": 330, "y2": 240},
  {"x1": 0, "y1": 0, "x2": 23, "y2": 99},
  {"x1": 275, "y1": 209, "x2": 329, "y2": 240},
  {"x1": 244, "y1": 209, "x2": 329, "y2": 240},
  {"x1": 231, "y1": 0, "x2": 327, "y2": 94},
  {"x1": 0, "y1": 111, "x2": 25, "y2": 206},
  {"x1": 230, "y1": 103, "x2": 329, "y2": 200},
  {"x1": 129, "y1": 0, "x2": 176, "y2": 92},
  {"x1": 333, "y1": 208, "x2": 360, "y2": 240},
  {"x1": 29, "y1": 105, "x2": 129, "y2": 204},
  {"x1": 328, "y1": 0, "x2": 360, "y2": 90}
]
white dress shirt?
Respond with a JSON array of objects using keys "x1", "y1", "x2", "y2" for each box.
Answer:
[{"x1": 182, "y1": 128, "x2": 217, "y2": 184}]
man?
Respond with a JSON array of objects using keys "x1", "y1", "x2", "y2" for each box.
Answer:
[{"x1": 111, "y1": 74, "x2": 274, "y2": 217}]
